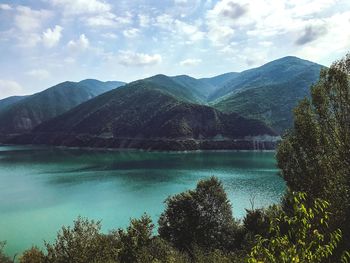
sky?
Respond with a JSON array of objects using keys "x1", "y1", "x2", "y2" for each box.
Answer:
[{"x1": 0, "y1": 0, "x2": 349, "y2": 99}]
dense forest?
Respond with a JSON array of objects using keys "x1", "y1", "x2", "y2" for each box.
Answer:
[{"x1": 1, "y1": 54, "x2": 349, "y2": 263}]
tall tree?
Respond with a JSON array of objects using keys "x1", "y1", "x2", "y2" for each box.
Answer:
[
  {"x1": 158, "y1": 177, "x2": 238, "y2": 252},
  {"x1": 277, "y1": 54, "x2": 350, "y2": 251}
]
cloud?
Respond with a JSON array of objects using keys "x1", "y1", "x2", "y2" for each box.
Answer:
[
  {"x1": 68, "y1": 34, "x2": 89, "y2": 51},
  {"x1": 85, "y1": 12, "x2": 133, "y2": 28},
  {"x1": 154, "y1": 14, "x2": 205, "y2": 44},
  {"x1": 118, "y1": 51, "x2": 162, "y2": 67},
  {"x1": 0, "y1": 80, "x2": 24, "y2": 99},
  {"x1": 14, "y1": 6, "x2": 52, "y2": 32},
  {"x1": 138, "y1": 14, "x2": 150, "y2": 28},
  {"x1": 123, "y1": 28, "x2": 140, "y2": 38},
  {"x1": 295, "y1": 11, "x2": 350, "y2": 61},
  {"x1": 0, "y1": 4, "x2": 12, "y2": 10},
  {"x1": 207, "y1": 24, "x2": 235, "y2": 46},
  {"x1": 219, "y1": 1, "x2": 248, "y2": 19},
  {"x1": 295, "y1": 25, "x2": 328, "y2": 45},
  {"x1": 26, "y1": 69, "x2": 51, "y2": 79},
  {"x1": 101, "y1": 32, "x2": 118, "y2": 39},
  {"x1": 51, "y1": 0, "x2": 111, "y2": 15},
  {"x1": 42, "y1": 25, "x2": 63, "y2": 48},
  {"x1": 12, "y1": 6, "x2": 52, "y2": 48},
  {"x1": 179, "y1": 58, "x2": 202, "y2": 66}
]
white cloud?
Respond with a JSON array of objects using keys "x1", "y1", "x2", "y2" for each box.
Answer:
[
  {"x1": 15, "y1": 6, "x2": 52, "y2": 32},
  {"x1": 42, "y1": 25, "x2": 63, "y2": 48},
  {"x1": 118, "y1": 51, "x2": 162, "y2": 67},
  {"x1": 295, "y1": 11, "x2": 350, "y2": 62},
  {"x1": 26, "y1": 69, "x2": 51, "y2": 79},
  {"x1": 64, "y1": 57, "x2": 76, "y2": 64},
  {"x1": 101, "y1": 32, "x2": 118, "y2": 39},
  {"x1": 84, "y1": 12, "x2": 133, "y2": 28},
  {"x1": 51, "y1": 0, "x2": 111, "y2": 15},
  {"x1": 0, "y1": 4, "x2": 12, "y2": 10},
  {"x1": 12, "y1": 6, "x2": 52, "y2": 48},
  {"x1": 179, "y1": 58, "x2": 202, "y2": 66},
  {"x1": 207, "y1": 24, "x2": 235, "y2": 46},
  {"x1": 204, "y1": 0, "x2": 350, "y2": 65},
  {"x1": 0, "y1": 80, "x2": 24, "y2": 99},
  {"x1": 154, "y1": 14, "x2": 205, "y2": 44},
  {"x1": 123, "y1": 28, "x2": 140, "y2": 38},
  {"x1": 68, "y1": 34, "x2": 89, "y2": 51},
  {"x1": 139, "y1": 14, "x2": 151, "y2": 28}
]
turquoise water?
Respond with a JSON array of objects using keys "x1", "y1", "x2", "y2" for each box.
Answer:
[{"x1": 0, "y1": 145, "x2": 285, "y2": 256}]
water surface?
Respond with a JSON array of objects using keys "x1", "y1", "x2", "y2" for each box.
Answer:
[{"x1": 0, "y1": 145, "x2": 285, "y2": 256}]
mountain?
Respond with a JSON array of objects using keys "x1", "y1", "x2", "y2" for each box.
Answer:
[
  {"x1": 200, "y1": 72, "x2": 239, "y2": 90},
  {"x1": 209, "y1": 56, "x2": 322, "y2": 101},
  {"x1": 213, "y1": 57, "x2": 323, "y2": 133},
  {"x1": 0, "y1": 96, "x2": 27, "y2": 112},
  {"x1": 140, "y1": 74, "x2": 206, "y2": 103},
  {"x1": 0, "y1": 79, "x2": 125, "y2": 134},
  {"x1": 15, "y1": 80, "x2": 276, "y2": 150},
  {"x1": 171, "y1": 75, "x2": 217, "y2": 101}
]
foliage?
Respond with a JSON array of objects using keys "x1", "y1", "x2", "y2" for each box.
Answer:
[
  {"x1": 242, "y1": 206, "x2": 277, "y2": 248},
  {"x1": 45, "y1": 216, "x2": 113, "y2": 263},
  {"x1": 277, "y1": 53, "x2": 350, "y2": 251},
  {"x1": 192, "y1": 247, "x2": 244, "y2": 263},
  {"x1": 213, "y1": 56, "x2": 322, "y2": 133},
  {"x1": 0, "y1": 241, "x2": 12, "y2": 263},
  {"x1": 248, "y1": 192, "x2": 343, "y2": 263},
  {"x1": 158, "y1": 176, "x2": 238, "y2": 252},
  {"x1": 19, "y1": 246, "x2": 45, "y2": 263},
  {"x1": 114, "y1": 214, "x2": 154, "y2": 263}
]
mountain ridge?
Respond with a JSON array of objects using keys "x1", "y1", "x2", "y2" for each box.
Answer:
[
  {"x1": 0, "y1": 79, "x2": 125, "y2": 134},
  {"x1": 0, "y1": 56, "x2": 323, "y2": 149}
]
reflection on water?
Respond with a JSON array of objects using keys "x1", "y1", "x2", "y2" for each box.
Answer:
[{"x1": 0, "y1": 145, "x2": 285, "y2": 256}]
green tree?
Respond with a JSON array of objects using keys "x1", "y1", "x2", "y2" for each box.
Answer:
[
  {"x1": 248, "y1": 192, "x2": 343, "y2": 263},
  {"x1": 277, "y1": 53, "x2": 350, "y2": 250},
  {"x1": 114, "y1": 214, "x2": 190, "y2": 263},
  {"x1": 158, "y1": 177, "x2": 238, "y2": 252},
  {"x1": 45, "y1": 216, "x2": 113, "y2": 263},
  {"x1": 19, "y1": 246, "x2": 45, "y2": 263},
  {"x1": 242, "y1": 206, "x2": 276, "y2": 247},
  {"x1": 115, "y1": 214, "x2": 154, "y2": 263}
]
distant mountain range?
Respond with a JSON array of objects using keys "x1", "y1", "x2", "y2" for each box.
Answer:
[
  {"x1": 0, "y1": 79, "x2": 125, "y2": 134},
  {"x1": 0, "y1": 56, "x2": 323, "y2": 150}
]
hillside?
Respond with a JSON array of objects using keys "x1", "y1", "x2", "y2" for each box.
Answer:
[
  {"x1": 171, "y1": 75, "x2": 217, "y2": 101},
  {"x1": 0, "y1": 79, "x2": 125, "y2": 134},
  {"x1": 139, "y1": 74, "x2": 206, "y2": 103},
  {"x1": 200, "y1": 72, "x2": 239, "y2": 90},
  {"x1": 0, "y1": 96, "x2": 27, "y2": 112},
  {"x1": 13, "y1": 81, "x2": 276, "y2": 150},
  {"x1": 209, "y1": 56, "x2": 322, "y2": 101},
  {"x1": 212, "y1": 57, "x2": 323, "y2": 133}
]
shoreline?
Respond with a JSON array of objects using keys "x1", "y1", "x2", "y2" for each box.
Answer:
[
  {"x1": 0, "y1": 143, "x2": 277, "y2": 153},
  {"x1": 2, "y1": 133, "x2": 280, "y2": 152}
]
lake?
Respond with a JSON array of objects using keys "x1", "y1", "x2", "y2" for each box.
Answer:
[{"x1": 0, "y1": 145, "x2": 285, "y2": 256}]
